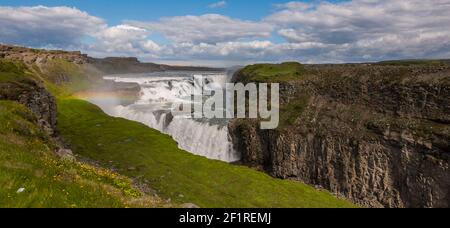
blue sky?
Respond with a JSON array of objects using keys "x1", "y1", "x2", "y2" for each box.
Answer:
[
  {"x1": 0, "y1": 0, "x2": 449, "y2": 66},
  {"x1": 0, "y1": 0, "x2": 321, "y2": 23}
]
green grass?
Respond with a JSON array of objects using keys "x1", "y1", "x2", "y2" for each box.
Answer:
[
  {"x1": 279, "y1": 95, "x2": 310, "y2": 127},
  {"x1": 234, "y1": 62, "x2": 311, "y2": 128},
  {"x1": 237, "y1": 62, "x2": 305, "y2": 83},
  {"x1": 56, "y1": 97, "x2": 355, "y2": 208},
  {"x1": 0, "y1": 101, "x2": 170, "y2": 208},
  {"x1": 44, "y1": 59, "x2": 95, "y2": 92},
  {"x1": 0, "y1": 60, "x2": 29, "y2": 83}
]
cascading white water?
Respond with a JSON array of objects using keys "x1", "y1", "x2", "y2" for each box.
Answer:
[{"x1": 100, "y1": 71, "x2": 240, "y2": 162}]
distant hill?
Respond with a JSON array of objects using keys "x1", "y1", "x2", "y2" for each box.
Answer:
[
  {"x1": 88, "y1": 56, "x2": 224, "y2": 75},
  {"x1": 0, "y1": 44, "x2": 223, "y2": 76},
  {"x1": 375, "y1": 59, "x2": 450, "y2": 66}
]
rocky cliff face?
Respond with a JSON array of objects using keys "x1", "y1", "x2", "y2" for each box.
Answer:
[
  {"x1": 0, "y1": 77, "x2": 57, "y2": 137},
  {"x1": 229, "y1": 63, "x2": 450, "y2": 208},
  {"x1": 0, "y1": 50, "x2": 74, "y2": 158}
]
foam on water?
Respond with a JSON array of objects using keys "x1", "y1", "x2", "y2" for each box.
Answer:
[{"x1": 101, "y1": 71, "x2": 240, "y2": 162}]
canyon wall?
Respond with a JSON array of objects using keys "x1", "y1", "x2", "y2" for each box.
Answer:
[{"x1": 229, "y1": 63, "x2": 450, "y2": 208}]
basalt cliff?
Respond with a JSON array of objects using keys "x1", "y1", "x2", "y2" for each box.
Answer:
[{"x1": 229, "y1": 62, "x2": 450, "y2": 208}]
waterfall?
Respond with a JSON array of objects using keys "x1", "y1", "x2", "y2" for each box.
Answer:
[{"x1": 102, "y1": 71, "x2": 240, "y2": 162}]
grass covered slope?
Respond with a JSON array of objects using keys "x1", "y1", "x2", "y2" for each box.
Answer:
[
  {"x1": 0, "y1": 101, "x2": 169, "y2": 208},
  {"x1": 57, "y1": 97, "x2": 354, "y2": 208},
  {"x1": 0, "y1": 58, "x2": 170, "y2": 208},
  {"x1": 234, "y1": 62, "x2": 305, "y2": 83},
  {"x1": 0, "y1": 60, "x2": 30, "y2": 83}
]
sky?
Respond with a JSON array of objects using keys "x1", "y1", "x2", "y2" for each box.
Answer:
[{"x1": 0, "y1": 0, "x2": 449, "y2": 66}]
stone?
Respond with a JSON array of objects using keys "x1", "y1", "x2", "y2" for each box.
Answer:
[
  {"x1": 56, "y1": 148, "x2": 76, "y2": 162},
  {"x1": 180, "y1": 203, "x2": 200, "y2": 209}
]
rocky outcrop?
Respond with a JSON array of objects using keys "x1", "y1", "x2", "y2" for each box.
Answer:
[
  {"x1": 0, "y1": 78, "x2": 57, "y2": 136},
  {"x1": 229, "y1": 63, "x2": 450, "y2": 208},
  {"x1": 0, "y1": 55, "x2": 73, "y2": 159},
  {"x1": 0, "y1": 44, "x2": 88, "y2": 67}
]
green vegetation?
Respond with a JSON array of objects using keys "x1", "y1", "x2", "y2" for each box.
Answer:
[
  {"x1": 238, "y1": 62, "x2": 305, "y2": 82},
  {"x1": 279, "y1": 95, "x2": 310, "y2": 127},
  {"x1": 0, "y1": 101, "x2": 169, "y2": 208},
  {"x1": 44, "y1": 59, "x2": 99, "y2": 94},
  {"x1": 235, "y1": 62, "x2": 312, "y2": 128},
  {"x1": 56, "y1": 97, "x2": 354, "y2": 208},
  {"x1": 0, "y1": 60, "x2": 30, "y2": 83}
]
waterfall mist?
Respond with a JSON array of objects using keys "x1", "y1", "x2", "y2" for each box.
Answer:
[{"x1": 89, "y1": 71, "x2": 240, "y2": 162}]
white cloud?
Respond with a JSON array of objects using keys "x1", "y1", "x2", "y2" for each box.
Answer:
[
  {"x1": 209, "y1": 1, "x2": 227, "y2": 9},
  {"x1": 128, "y1": 14, "x2": 273, "y2": 44},
  {"x1": 1, "y1": 1, "x2": 450, "y2": 66},
  {"x1": 164, "y1": 40, "x2": 273, "y2": 60},
  {"x1": 96, "y1": 25, "x2": 147, "y2": 41},
  {"x1": 141, "y1": 40, "x2": 162, "y2": 52},
  {"x1": 0, "y1": 6, "x2": 162, "y2": 58},
  {"x1": 266, "y1": 0, "x2": 450, "y2": 62},
  {"x1": 274, "y1": 1, "x2": 314, "y2": 11},
  {"x1": 0, "y1": 5, "x2": 105, "y2": 48},
  {"x1": 92, "y1": 24, "x2": 161, "y2": 56}
]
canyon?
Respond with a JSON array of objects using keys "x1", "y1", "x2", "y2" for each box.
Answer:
[
  {"x1": 1, "y1": 44, "x2": 448, "y2": 208},
  {"x1": 1, "y1": 45, "x2": 353, "y2": 208}
]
